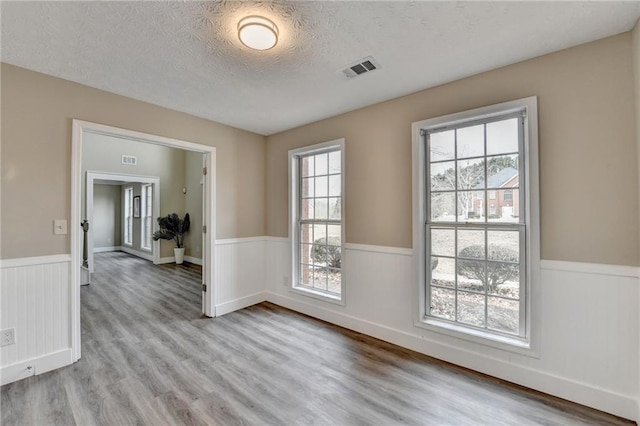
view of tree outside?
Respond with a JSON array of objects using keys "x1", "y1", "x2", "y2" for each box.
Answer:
[{"x1": 427, "y1": 116, "x2": 524, "y2": 335}]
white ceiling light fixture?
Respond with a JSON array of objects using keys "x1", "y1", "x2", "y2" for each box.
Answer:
[{"x1": 238, "y1": 16, "x2": 279, "y2": 51}]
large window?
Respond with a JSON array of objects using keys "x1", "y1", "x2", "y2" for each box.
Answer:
[
  {"x1": 141, "y1": 184, "x2": 153, "y2": 250},
  {"x1": 123, "y1": 186, "x2": 133, "y2": 246},
  {"x1": 413, "y1": 98, "x2": 539, "y2": 349},
  {"x1": 289, "y1": 139, "x2": 344, "y2": 302}
]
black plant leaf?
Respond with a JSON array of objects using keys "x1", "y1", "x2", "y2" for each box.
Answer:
[{"x1": 152, "y1": 213, "x2": 190, "y2": 248}]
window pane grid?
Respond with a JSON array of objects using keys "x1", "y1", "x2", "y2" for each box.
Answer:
[
  {"x1": 141, "y1": 184, "x2": 153, "y2": 250},
  {"x1": 297, "y1": 148, "x2": 342, "y2": 298},
  {"x1": 458, "y1": 256, "x2": 519, "y2": 266},
  {"x1": 429, "y1": 111, "x2": 524, "y2": 134},
  {"x1": 426, "y1": 113, "x2": 524, "y2": 337},
  {"x1": 124, "y1": 187, "x2": 133, "y2": 246},
  {"x1": 432, "y1": 283, "x2": 518, "y2": 300},
  {"x1": 299, "y1": 220, "x2": 341, "y2": 225},
  {"x1": 430, "y1": 151, "x2": 519, "y2": 165},
  {"x1": 428, "y1": 226, "x2": 522, "y2": 332}
]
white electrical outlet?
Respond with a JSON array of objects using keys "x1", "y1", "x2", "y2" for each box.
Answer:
[
  {"x1": 282, "y1": 276, "x2": 289, "y2": 286},
  {"x1": 1, "y1": 328, "x2": 15, "y2": 346}
]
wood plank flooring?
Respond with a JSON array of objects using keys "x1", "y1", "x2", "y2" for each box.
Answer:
[{"x1": 1, "y1": 251, "x2": 633, "y2": 425}]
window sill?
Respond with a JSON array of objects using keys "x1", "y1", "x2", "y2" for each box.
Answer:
[
  {"x1": 414, "y1": 317, "x2": 539, "y2": 358},
  {"x1": 290, "y1": 285, "x2": 345, "y2": 306}
]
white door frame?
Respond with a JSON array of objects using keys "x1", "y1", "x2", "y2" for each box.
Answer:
[
  {"x1": 86, "y1": 171, "x2": 161, "y2": 272},
  {"x1": 71, "y1": 119, "x2": 216, "y2": 362}
]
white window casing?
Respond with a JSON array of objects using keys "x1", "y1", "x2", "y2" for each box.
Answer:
[
  {"x1": 141, "y1": 184, "x2": 153, "y2": 251},
  {"x1": 123, "y1": 186, "x2": 134, "y2": 246},
  {"x1": 289, "y1": 139, "x2": 346, "y2": 304},
  {"x1": 412, "y1": 97, "x2": 540, "y2": 356}
]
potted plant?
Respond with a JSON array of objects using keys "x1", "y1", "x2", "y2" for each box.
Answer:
[{"x1": 152, "y1": 213, "x2": 190, "y2": 264}]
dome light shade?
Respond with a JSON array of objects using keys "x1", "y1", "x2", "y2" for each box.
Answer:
[{"x1": 238, "y1": 16, "x2": 278, "y2": 51}]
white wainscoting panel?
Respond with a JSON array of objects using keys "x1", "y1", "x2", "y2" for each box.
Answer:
[
  {"x1": 0, "y1": 256, "x2": 73, "y2": 385},
  {"x1": 214, "y1": 238, "x2": 267, "y2": 316},
  {"x1": 265, "y1": 239, "x2": 639, "y2": 421},
  {"x1": 2, "y1": 241, "x2": 638, "y2": 421},
  {"x1": 265, "y1": 237, "x2": 290, "y2": 294}
]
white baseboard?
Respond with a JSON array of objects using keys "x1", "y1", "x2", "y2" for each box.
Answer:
[
  {"x1": 1, "y1": 348, "x2": 72, "y2": 386},
  {"x1": 93, "y1": 246, "x2": 119, "y2": 253},
  {"x1": 216, "y1": 291, "x2": 268, "y2": 316},
  {"x1": 119, "y1": 246, "x2": 154, "y2": 262},
  {"x1": 158, "y1": 256, "x2": 202, "y2": 265},
  {"x1": 265, "y1": 291, "x2": 638, "y2": 421},
  {"x1": 184, "y1": 256, "x2": 203, "y2": 266},
  {"x1": 97, "y1": 246, "x2": 180, "y2": 265}
]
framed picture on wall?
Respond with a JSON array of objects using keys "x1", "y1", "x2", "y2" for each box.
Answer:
[{"x1": 133, "y1": 196, "x2": 141, "y2": 218}]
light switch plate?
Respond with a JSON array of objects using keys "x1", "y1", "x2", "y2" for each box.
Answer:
[{"x1": 54, "y1": 219, "x2": 67, "y2": 235}]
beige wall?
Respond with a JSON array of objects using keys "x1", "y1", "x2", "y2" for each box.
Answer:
[
  {"x1": 92, "y1": 184, "x2": 121, "y2": 248},
  {"x1": 0, "y1": 63, "x2": 265, "y2": 259},
  {"x1": 632, "y1": 21, "x2": 640, "y2": 412},
  {"x1": 184, "y1": 151, "x2": 204, "y2": 259},
  {"x1": 266, "y1": 33, "x2": 639, "y2": 266},
  {"x1": 3, "y1": 33, "x2": 637, "y2": 265},
  {"x1": 82, "y1": 132, "x2": 189, "y2": 258},
  {"x1": 634, "y1": 21, "x2": 640, "y2": 267}
]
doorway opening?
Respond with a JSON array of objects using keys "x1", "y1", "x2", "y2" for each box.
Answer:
[
  {"x1": 71, "y1": 120, "x2": 216, "y2": 362},
  {"x1": 85, "y1": 172, "x2": 161, "y2": 273}
]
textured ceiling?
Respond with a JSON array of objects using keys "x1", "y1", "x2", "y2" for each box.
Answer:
[{"x1": 2, "y1": 1, "x2": 640, "y2": 135}]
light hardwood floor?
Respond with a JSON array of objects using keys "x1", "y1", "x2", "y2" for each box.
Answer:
[{"x1": 1, "y1": 251, "x2": 633, "y2": 425}]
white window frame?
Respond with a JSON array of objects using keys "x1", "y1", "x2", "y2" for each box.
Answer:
[
  {"x1": 288, "y1": 139, "x2": 346, "y2": 305},
  {"x1": 140, "y1": 183, "x2": 153, "y2": 251},
  {"x1": 412, "y1": 97, "x2": 540, "y2": 356},
  {"x1": 123, "y1": 186, "x2": 134, "y2": 246}
]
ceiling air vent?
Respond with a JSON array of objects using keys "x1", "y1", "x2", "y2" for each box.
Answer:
[
  {"x1": 341, "y1": 56, "x2": 381, "y2": 79},
  {"x1": 121, "y1": 155, "x2": 137, "y2": 166}
]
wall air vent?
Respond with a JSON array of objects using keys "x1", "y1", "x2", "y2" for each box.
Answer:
[
  {"x1": 341, "y1": 56, "x2": 381, "y2": 79},
  {"x1": 121, "y1": 155, "x2": 137, "y2": 166}
]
